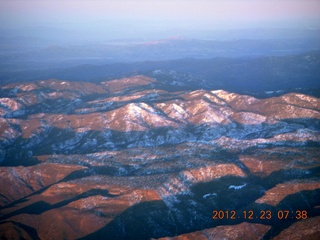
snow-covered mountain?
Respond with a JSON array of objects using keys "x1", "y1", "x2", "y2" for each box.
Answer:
[{"x1": 0, "y1": 76, "x2": 319, "y2": 239}]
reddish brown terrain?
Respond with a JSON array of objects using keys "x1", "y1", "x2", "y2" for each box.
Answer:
[{"x1": 0, "y1": 76, "x2": 319, "y2": 239}]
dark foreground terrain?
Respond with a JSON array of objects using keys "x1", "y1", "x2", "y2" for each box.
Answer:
[{"x1": 0, "y1": 76, "x2": 319, "y2": 239}]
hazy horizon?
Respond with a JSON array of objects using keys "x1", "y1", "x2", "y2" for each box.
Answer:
[{"x1": 1, "y1": 0, "x2": 320, "y2": 41}]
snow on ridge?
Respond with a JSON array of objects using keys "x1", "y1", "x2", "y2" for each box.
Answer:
[{"x1": 0, "y1": 98, "x2": 22, "y2": 112}]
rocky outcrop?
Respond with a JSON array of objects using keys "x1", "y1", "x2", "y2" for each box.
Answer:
[{"x1": 0, "y1": 76, "x2": 319, "y2": 239}]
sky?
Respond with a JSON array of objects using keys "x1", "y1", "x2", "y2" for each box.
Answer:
[{"x1": 0, "y1": 0, "x2": 320, "y2": 40}]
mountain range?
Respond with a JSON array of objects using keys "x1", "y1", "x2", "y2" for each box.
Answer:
[{"x1": 0, "y1": 76, "x2": 319, "y2": 239}]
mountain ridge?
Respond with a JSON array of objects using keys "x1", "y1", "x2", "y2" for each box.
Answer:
[{"x1": 0, "y1": 76, "x2": 319, "y2": 239}]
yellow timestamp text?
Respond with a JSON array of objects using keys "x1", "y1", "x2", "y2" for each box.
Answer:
[{"x1": 212, "y1": 210, "x2": 308, "y2": 220}]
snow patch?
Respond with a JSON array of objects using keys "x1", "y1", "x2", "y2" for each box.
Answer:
[
  {"x1": 203, "y1": 193, "x2": 217, "y2": 199},
  {"x1": 229, "y1": 183, "x2": 247, "y2": 190}
]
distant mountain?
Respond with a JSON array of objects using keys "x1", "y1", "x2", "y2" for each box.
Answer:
[
  {"x1": 0, "y1": 76, "x2": 319, "y2": 239},
  {"x1": 1, "y1": 51, "x2": 319, "y2": 98},
  {"x1": 1, "y1": 35, "x2": 320, "y2": 71}
]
